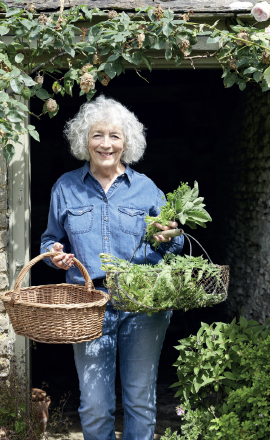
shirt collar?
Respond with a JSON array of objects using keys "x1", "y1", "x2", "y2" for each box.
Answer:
[{"x1": 81, "y1": 162, "x2": 133, "y2": 184}]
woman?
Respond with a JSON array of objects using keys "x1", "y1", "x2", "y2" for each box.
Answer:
[{"x1": 41, "y1": 95, "x2": 184, "y2": 440}]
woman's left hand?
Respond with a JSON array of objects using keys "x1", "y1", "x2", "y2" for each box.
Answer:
[{"x1": 152, "y1": 220, "x2": 178, "y2": 243}]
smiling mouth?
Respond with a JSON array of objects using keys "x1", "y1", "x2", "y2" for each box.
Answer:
[{"x1": 98, "y1": 152, "x2": 113, "y2": 157}]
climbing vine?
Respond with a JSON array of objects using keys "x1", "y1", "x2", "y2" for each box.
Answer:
[{"x1": 0, "y1": 0, "x2": 270, "y2": 161}]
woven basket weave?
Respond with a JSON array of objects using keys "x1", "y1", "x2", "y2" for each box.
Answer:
[{"x1": 0, "y1": 252, "x2": 109, "y2": 344}]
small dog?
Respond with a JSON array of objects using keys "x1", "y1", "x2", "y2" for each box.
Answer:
[{"x1": 32, "y1": 388, "x2": 51, "y2": 433}]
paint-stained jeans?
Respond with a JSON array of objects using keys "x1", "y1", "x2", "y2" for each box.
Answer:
[{"x1": 73, "y1": 300, "x2": 171, "y2": 440}]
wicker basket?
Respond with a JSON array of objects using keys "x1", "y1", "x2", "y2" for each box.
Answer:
[{"x1": 0, "y1": 252, "x2": 109, "y2": 344}]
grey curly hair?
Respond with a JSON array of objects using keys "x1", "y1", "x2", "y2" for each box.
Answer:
[{"x1": 64, "y1": 95, "x2": 146, "y2": 164}]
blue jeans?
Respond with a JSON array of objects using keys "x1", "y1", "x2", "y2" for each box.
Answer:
[{"x1": 73, "y1": 301, "x2": 171, "y2": 440}]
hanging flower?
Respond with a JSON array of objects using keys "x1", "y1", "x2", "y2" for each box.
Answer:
[
  {"x1": 93, "y1": 53, "x2": 102, "y2": 65},
  {"x1": 262, "y1": 49, "x2": 270, "y2": 63},
  {"x1": 137, "y1": 33, "x2": 145, "y2": 48},
  {"x1": 79, "y1": 63, "x2": 93, "y2": 76},
  {"x1": 138, "y1": 23, "x2": 147, "y2": 31},
  {"x1": 34, "y1": 73, "x2": 44, "y2": 85},
  {"x1": 229, "y1": 58, "x2": 237, "y2": 70},
  {"x1": 38, "y1": 14, "x2": 48, "y2": 25},
  {"x1": 179, "y1": 38, "x2": 190, "y2": 55},
  {"x1": 101, "y1": 73, "x2": 110, "y2": 86},
  {"x1": 252, "y1": 2, "x2": 270, "y2": 21},
  {"x1": 236, "y1": 29, "x2": 250, "y2": 45},
  {"x1": 181, "y1": 13, "x2": 190, "y2": 21},
  {"x1": 80, "y1": 73, "x2": 95, "y2": 93},
  {"x1": 108, "y1": 10, "x2": 118, "y2": 19},
  {"x1": 153, "y1": 5, "x2": 164, "y2": 20},
  {"x1": 46, "y1": 98, "x2": 57, "y2": 113},
  {"x1": 27, "y1": 3, "x2": 35, "y2": 12}
]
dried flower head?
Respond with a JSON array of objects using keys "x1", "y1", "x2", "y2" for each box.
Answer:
[
  {"x1": 101, "y1": 73, "x2": 110, "y2": 86},
  {"x1": 137, "y1": 33, "x2": 145, "y2": 48},
  {"x1": 108, "y1": 10, "x2": 118, "y2": 19},
  {"x1": 27, "y1": 3, "x2": 35, "y2": 12},
  {"x1": 229, "y1": 58, "x2": 237, "y2": 70},
  {"x1": 93, "y1": 53, "x2": 102, "y2": 65},
  {"x1": 262, "y1": 49, "x2": 270, "y2": 64},
  {"x1": 0, "y1": 128, "x2": 5, "y2": 138},
  {"x1": 46, "y1": 98, "x2": 57, "y2": 113},
  {"x1": 55, "y1": 16, "x2": 65, "y2": 30},
  {"x1": 3, "y1": 64, "x2": 11, "y2": 73},
  {"x1": 153, "y1": 5, "x2": 164, "y2": 20},
  {"x1": 38, "y1": 14, "x2": 48, "y2": 25},
  {"x1": 47, "y1": 16, "x2": 53, "y2": 24},
  {"x1": 80, "y1": 73, "x2": 95, "y2": 93},
  {"x1": 138, "y1": 23, "x2": 147, "y2": 31},
  {"x1": 179, "y1": 38, "x2": 190, "y2": 55},
  {"x1": 181, "y1": 13, "x2": 190, "y2": 21},
  {"x1": 79, "y1": 63, "x2": 93, "y2": 76},
  {"x1": 237, "y1": 29, "x2": 250, "y2": 46},
  {"x1": 35, "y1": 73, "x2": 44, "y2": 85}
]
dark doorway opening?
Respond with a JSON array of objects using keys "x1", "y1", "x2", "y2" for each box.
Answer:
[{"x1": 30, "y1": 69, "x2": 242, "y2": 434}]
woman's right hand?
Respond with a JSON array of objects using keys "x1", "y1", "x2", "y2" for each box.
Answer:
[{"x1": 49, "y1": 242, "x2": 74, "y2": 270}]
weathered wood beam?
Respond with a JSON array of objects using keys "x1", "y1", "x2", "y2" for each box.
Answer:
[{"x1": 5, "y1": 0, "x2": 254, "y2": 13}]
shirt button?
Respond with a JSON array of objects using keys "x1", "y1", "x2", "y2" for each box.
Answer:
[
  {"x1": 79, "y1": 210, "x2": 82, "y2": 213},
  {"x1": 104, "y1": 217, "x2": 107, "y2": 221},
  {"x1": 115, "y1": 183, "x2": 118, "y2": 186},
  {"x1": 105, "y1": 236, "x2": 108, "y2": 240},
  {"x1": 104, "y1": 197, "x2": 107, "y2": 202}
]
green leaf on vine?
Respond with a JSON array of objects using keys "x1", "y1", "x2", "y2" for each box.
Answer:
[{"x1": 3, "y1": 144, "x2": 15, "y2": 162}]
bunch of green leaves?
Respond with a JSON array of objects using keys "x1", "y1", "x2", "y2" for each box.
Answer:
[
  {"x1": 100, "y1": 252, "x2": 225, "y2": 314},
  {"x1": 145, "y1": 181, "x2": 212, "y2": 247},
  {"x1": 164, "y1": 317, "x2": 270, "y2": 439}
]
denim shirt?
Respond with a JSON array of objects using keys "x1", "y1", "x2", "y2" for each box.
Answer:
[{"x1": 40, "y1": 162, "x2": 184, "y2": 285}]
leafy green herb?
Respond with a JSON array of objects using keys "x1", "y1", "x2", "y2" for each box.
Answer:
[
  {"x1": 145, "y1": 181, "x2": 212, "y2": 247},
  {"x1": 100, "y1": 253, "x2": 227, "y2": 315}
]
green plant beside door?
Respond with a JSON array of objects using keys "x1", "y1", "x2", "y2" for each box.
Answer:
[{"x1": 161, "y1": 316, "x2": 270, "y2": 440}]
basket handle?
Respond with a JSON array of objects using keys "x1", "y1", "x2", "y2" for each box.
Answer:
[{"x1": 10, "y1": 252, "x2": 94, "y2": 307}]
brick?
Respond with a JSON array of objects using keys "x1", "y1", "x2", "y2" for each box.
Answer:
[
  {"x1": 0, "y1": 358, "x2": 10, "y2": 377},
  {"x1": 0, "y1": 212, "x2": 6, "y2": 228},
  {"x1": 0, "y1": 300, "x2": 5, "y2": 313},
  {"x1": 0, "y1": 231, "x2": 7, "y2": 249},
  {"x1": 0, "y1": 274, "x2": 9, "y2": 290},
  {"x1": 0, "y1": 190, "x2": 7, "y2": 210},
  {"x1": 0, "y1": 158, "x2": 7, "y2": 187},
  {"x1": 0, "y1": 315, "x2": 9, "y2": 332},
  {"x1": 0, "y1": 336, "x2": 12, "y2": 357},
  {"x1": 0, "y1": 253, "x2": 7, "y2": 272}
]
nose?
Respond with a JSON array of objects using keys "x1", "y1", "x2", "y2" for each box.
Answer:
[{"x1": 100, "y1": 135, "x2": 111, "y2": 148}]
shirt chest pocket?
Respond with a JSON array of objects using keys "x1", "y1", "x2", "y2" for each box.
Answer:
[
  {"x1": 118, "y1": 206, "x2": 146, "y2": 236},
  {"x1": 67, "y1": 206, "x2": 94, "y2": 234}
]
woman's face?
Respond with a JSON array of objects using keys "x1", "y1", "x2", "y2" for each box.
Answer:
[{"x1": 88, "y1": 122, "x2": 125, "y2": 171}]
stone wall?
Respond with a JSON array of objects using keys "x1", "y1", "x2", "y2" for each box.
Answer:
[
  {"x1": 218, "y1": 86, "x2": 270, "y2": 323},
  {"x1": 0, "y1": 155, "x2": 11, "y2": 377}
]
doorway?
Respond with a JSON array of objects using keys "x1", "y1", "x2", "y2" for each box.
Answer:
[{"x1": 30, "y1": 68, "x2": 244, "y2": 434}]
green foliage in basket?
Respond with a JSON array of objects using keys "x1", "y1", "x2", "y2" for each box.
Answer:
[
  {"x1": 162, "y1": 317, "x2": 270, "y2": 440},
  {"x1": 100, "y1": 253, "x2": 224, "y2": 314},
  {"x1": 145, "y1": 181, "x2": 212, "y2": 248}
]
